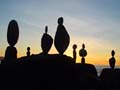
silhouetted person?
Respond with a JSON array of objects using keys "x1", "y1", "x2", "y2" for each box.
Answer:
[
  {"x1": 27, "y1": 47, "x2": 30, "y2": 56},
  {"x1": 41, "y1": 26, "x2": 53, "y2": 54},
  {"x1": 109, "y1": 50, "x2": 116, "y2": 69},
  {"x1": 73, "y1": 44, "x2": 77, "y2": 63},
  {"x1": 79, "y1": 44, "x2": 87, "y2": 64},
  {"x1": 54, "y1": 17, "x2": 70, "y2": 54},
  {"x1": 2, "y1": 20, "x2": 19, "y2": 64}
]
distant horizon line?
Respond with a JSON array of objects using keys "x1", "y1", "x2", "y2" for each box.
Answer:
[{"x1": 0, "y1": 56, "x2": 119, "y2": 66}]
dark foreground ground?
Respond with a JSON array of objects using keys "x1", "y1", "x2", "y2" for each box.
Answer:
[{"x1": 0, "y1": 54, "x2": 120, "y2": 90}]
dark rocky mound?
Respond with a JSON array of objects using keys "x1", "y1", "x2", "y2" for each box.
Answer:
[
  {"x1": 0, "y1": 54, "x2": 99, "y2": 90},
  {"x1": 99, "y1": 68, "x2": 120, "y2": 89}
]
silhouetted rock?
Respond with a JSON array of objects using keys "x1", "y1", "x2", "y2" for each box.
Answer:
[
  {"x1": 54, "y1": 17, "x2": 70, "y2": 54},
  {"x1": 99, "y1": 50, "x2": 120, "y2": 89},
  {"x1": 7, "y1": 20, "x2": 19, "y2": 47},
  {"x1": 79, "y1": 44, "x2": 87, "y2": 64},
  {"x1": 2, "y1": 20, "x2": 19, "y2": 64},
  {"x1": 100, "y1": 68, "x2": 120, "y2": 89},
  {"x1": 75, "y1": 44, "x2": 100, "y2": 89},
  {"x1": 0, "y1": 54, "x2": 100, "y2": 90},
  {"x1": 18, "y1": 53, "x2": 74, "y2": 64},
  {"x1": 2, "y1": 46, "x2": 17, "y2": 64},
  {"x1": 75, "y1": 63, "x2": 99, "y2": 89},
  {"x1": 109, "y1": 50, "x2": 116, "y2": 69},
  {"x1": 1, "y1": 18, "x2": 120, "y2": 90},
  {"x1": 79, "y1": 44, "x2": 87, "y2": 58},
  {"x1": 81, "y1": 57, "x2": 85, "y2": 64},
  {"x1": 27, "y1": 47, "x2": 30, "y2": 56},
  {"x1": 41, "y1": 26, "x2": 53, "y2": 54},
  {"x1": 73, "y1": 44, "x2": 77, "y2": 63}
]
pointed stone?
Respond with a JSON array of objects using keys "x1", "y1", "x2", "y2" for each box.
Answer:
[
  {"x1": 41, "y1": 26, "x2": 53, "y2": 54},
  {"x1": 54, "y1": 17, "x2": 70, "y2": 54}
]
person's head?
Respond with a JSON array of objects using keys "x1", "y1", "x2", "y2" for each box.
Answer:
[
  {"x1": 58, "y1": 17, "x2": 64, "y2": 25},
  {"x1": 111, "y1": 50, "x2": 115, "y2": 57}
]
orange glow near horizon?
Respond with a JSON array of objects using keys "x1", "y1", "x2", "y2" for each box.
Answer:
[
  {"x1": 1, "y1": 46, "x2": 120, "y2": 66},
  {"x1": 0, "y1": 37, "x2": 120, "y2": 66}
]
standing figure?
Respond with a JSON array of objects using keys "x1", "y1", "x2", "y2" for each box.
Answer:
[
  {"x1": 79, "y1": 44, "x2": 87, "y2": 64},
  {"x1": 27, "y1": 47, "x2": 30, "y2": 56},
  {"x1": 73, "y1": 44, "x2": 77, "y2": 63},
  {"x1": 41, "y1": 26, "x2": 53, "y2": 54},
  {"x1": 2, "y1": 20, "x2": 19, "y2": 64},
  {"x1": 54, "y1": 17, "x2": 70, "y2": 54},
  {"x1": 109, "y1": 50, "x2": 116, "y2": 69}
]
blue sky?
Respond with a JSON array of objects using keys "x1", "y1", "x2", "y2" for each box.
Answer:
[{"x1": 0, "y1": 0, "x2": 120, "y2": 65}]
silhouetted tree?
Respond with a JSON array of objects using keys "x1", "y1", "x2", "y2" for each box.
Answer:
[{"x1": 54, "y1": 17, "x2": 70, "y2": 54}]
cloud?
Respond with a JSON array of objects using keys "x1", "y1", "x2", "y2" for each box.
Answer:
[{"x1": 57, "y1": 13, "x2": 120, "y2": 45}]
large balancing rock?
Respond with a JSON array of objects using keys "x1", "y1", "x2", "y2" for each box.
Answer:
[
  {"x1": 41, "y1": 26, "x2": 53, "y2": 54},
  {"x1": 41, "y1": 34, "x2": 53, "y2": 54},
  {"x1": 7, "y1": 20, "x2": 19, "y2": 46},
  {"x1": 54, "y1": 24, "x2": 70, "y2": 54},
  {"x1": 2, "y1": 46, "x2": 17, "y2": 64}
]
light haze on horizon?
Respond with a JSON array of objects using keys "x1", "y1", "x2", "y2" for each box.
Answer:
[{"x1": 0, "y1": 0, "x2": 120, "y2": 65}]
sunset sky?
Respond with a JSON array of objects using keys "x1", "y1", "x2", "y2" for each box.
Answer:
[{"x1": 0, "y1": 0, "x2": 120, "y2": 65}]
